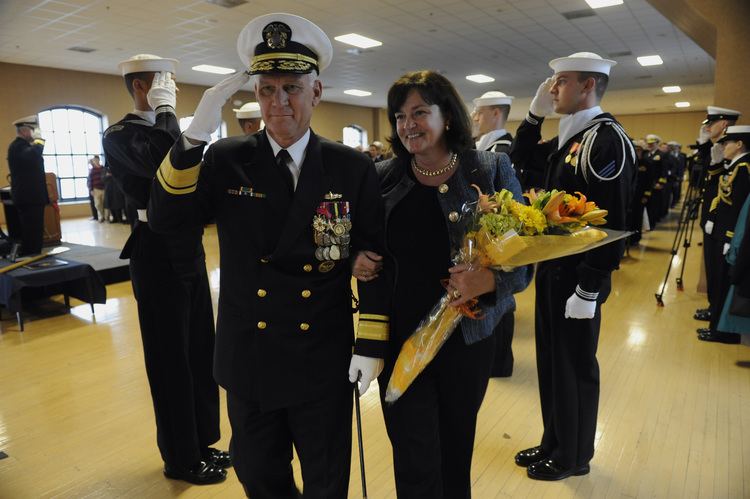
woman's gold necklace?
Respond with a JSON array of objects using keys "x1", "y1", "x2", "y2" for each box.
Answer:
[{"x1": 411, "y1": 152, "x2": 458, "y2": 177}]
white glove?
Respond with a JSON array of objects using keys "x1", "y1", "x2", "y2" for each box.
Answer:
[
  {"x1": 705, "y1": 220, "x2": 714, "y2": 235},
  {"x1": 31, "y1": 127, "x2": 43, "y2": 140},
  {"x1": 185, "y1": 71, "x2": 250, "y2": 144},
  {"x1": 348, "y1": 354, "x2": 384, "y2": 395},
  {"x1": 147, "y1": 72, "x2": 176, "y2": 111},
  {"x1": 565, "y1": 293, "x2": 596, "y2": 319},
  {"x1": 529, "y1": 77, "x2": 554, "y2": 117},
  {"x1": 698, "y1": 125, "x2": 710, "y2": 145},
  {"x1": 723, "y1": 243, "x2": 731, "y2": 255},
  {"x1": 710, "y1": 142, "x2": 724, "y2": 165}
]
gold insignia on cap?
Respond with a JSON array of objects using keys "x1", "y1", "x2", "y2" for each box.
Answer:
[{"x1": 263, "y1": 22, "x2": 291, "y2": 49}]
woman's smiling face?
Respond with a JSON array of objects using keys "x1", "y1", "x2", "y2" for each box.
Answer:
[{"x1": 395, "y1": 89, "x2": 448, "y2": 156}]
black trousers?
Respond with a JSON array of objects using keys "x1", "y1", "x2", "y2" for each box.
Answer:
[
  {"x1": 535, "y1": 262, "x2": 607, "y2": 469},
  {"x1": 709, "y1": 245, "x2": 741, "y2": 339},
  {"x1": 490, "y1": 311, "x2": 514, "y2": 377},
  {"x1": 16, "y1": 203, "x2": 44, "y2": 255},
  {"x1": 379, "y1": 328, "x2": 495, "y2": 499},
  {"x1": 703, "y1": 234, "x2": 720, "y2": 309},
  {"x1": 130, "y1": 255, "x2": 220, "y2": 469},
  {"x1": 227, "y1": 382, "x2": 352, "y2": 499}
]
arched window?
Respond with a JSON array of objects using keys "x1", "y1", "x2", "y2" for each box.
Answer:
[
  {"x1": 343, "y1": 125, "x2": 368, "y2": 149},
  {"x1": 38, "y1": 106, "x2": 107, "y2": 201},
  {"x1": 179, "y1": 117, "x2": 227, "y2": 147}
]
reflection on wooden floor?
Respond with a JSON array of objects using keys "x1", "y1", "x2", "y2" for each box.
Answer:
[{"x1": 0, "y1": 211, "x2": 748, "y2": 499}]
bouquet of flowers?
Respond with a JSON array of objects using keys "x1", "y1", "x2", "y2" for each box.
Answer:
[{"x1": 384, "y1": 187, "x2": 624, "y2": 403}]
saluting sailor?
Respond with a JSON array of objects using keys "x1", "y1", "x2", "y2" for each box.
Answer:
[
  {"x1": 698, "y1": 125, "x2": 750, "y2": 344},
  {"x1": 511, "y1": 52, "x2": 635, "y2": 481},
  {"x1": 102, "y1": 54, "x2": 229, "y2": 485},
  {"x1": 147, "y1": 13, "x2": 390, "y2": 498},
  {"x1": 233, "y1": 101, "x2": 263, "y2": 136},
  {"x1": 471, "y1": 90, "x2": 518, "y2": 378}
]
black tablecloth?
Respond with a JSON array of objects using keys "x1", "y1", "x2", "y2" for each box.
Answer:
[{"x1": 0, "y1": 257, "x2": 106, "y2": 313}]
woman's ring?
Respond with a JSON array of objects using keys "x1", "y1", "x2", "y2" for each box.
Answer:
[{"x1": 452, "y1": 289, "x2": 462, "y2": 300}]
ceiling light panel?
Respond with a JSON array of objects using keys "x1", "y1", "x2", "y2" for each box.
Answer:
[
  {"x1": 637, "y1": 55, "x2": 664, "y2": 66},
  {"x1": 334, "y1": 34, "x2": 382, "y2": 49},
  {"x1": 192, "y1": 64, "x2": 235, "y2": 74},
  {"x1": 466, "y1": 74, "x2": 495, "y2": 83}
]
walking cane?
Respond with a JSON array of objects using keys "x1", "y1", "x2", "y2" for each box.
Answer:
[{"x1": 354, "y1": 374, "x2": 368, "y2": 499}]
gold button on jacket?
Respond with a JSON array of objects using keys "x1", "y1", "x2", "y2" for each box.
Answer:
[
  {"x1": 257, "y1": 289, "x2": 267, "y2": 297},
  {"x1": 299, "y1": 323, "x2": 310, "y2": 331},
  {"x1": 301, "y1": 290, "x2": 311, "y2": 298},
  {"x1": 257, "y1": 321, "x2": 267, "y2": 330},
  {"x1": 448, "y1": 211, "x2": 459, "y2": 222}
]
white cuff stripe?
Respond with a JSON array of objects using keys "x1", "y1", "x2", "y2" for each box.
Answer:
[
  {"x1": 526, "y1": 113, "x2": 539, "y2": 125},
  {"x1": 575, "y1": 285, "x2": 599, "y2": 301}
]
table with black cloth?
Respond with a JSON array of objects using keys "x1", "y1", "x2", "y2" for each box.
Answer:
[{"x1": 0, "y1": 257, "x2": 106, "y2": 331}]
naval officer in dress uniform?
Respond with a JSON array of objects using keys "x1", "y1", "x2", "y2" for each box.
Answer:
[
  {"x1": 102, "y1": 54, "x2": 229, "y2": 485},
  {"x1": 510, "y1": 52, "x2": 635, "y2": 481},
  {"x1": 148, "y1": 13, "x2": 390, "y2": 498},
  {"x1": 471, "y1": 90, "x2": 518, "y2": 378},
  {"x1": 693, "y1": 106, "x2": 741, "y2": 325},
  {"x1": 233, "y1": 101, "x2": 263, "y2": 136},
  {"x1": 8, "y1": 115, "x2": 48, "y2": 255},
  {"x1": 698, "y1": 126, "x2": 750, "y2": 344}
]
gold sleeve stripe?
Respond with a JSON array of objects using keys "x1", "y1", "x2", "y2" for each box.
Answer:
[
  {"x1": 157, "y1": 152, "x2": 200, "y2": 195},
  {"x1": 359, "y1": 313, "x2": 389, "y2": 322},
  {"x1": 357, "y1": 320, "x2": 389, "y2": 341},
  {"x1": 727, "y1": 231, "x2": 734, "y2": 237}
]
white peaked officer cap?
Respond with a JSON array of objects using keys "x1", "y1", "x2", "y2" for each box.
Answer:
[
  {"x1": 237, "y1": 13, "x2": 332, "y2": 75},
  {"x1": 717, "y1": 125, "x2": 750, "y2": 143},
  {"x1": 12, "y1": 115, "x2": 38, "y2": 127},
  {"x1": 703, "y1": 105, "x2": 741, "y2": 124},
  {"x1": 645, "y1": 134, "x2": 661, "y2": 144},
  {"x1": 473, "y1": 91, "x2": 514, "y2": 108},
  {"x1": 233, "y1": 102, "x2": 262, "y2": 119},
  {"x1": 549, "y1": 52, "x2": 616, "y2": 75},
  {"x1": 118, "y1": 54, "x2": 178, "y2": 76}
]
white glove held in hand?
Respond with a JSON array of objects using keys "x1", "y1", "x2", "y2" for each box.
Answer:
[
  {"x1": 710, "y1": 143, "x2": 725, "y2": 165},
  {"x1": 529, "y1": 77, "x2": 554, "y2": 117},
  {"x1": 705, "y1": 220, "x2": 714, "y2": 235},
  {"x1": 565, "y1": 293, "x2": 596, "y2": 319},
  {"x1": 185, "y1": 71, "x2": 250, "y2": 144},
  {"x1": 348, "y1": 354, "x2": 384, "y2": 395},
  {"x1": 147, "y1": 72, "x2": 176, "y2": 111},
  {"x1": 723, "y1": 243, "x2": 731, "y2": 255}
]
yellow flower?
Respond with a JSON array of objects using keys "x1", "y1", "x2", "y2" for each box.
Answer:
[{"x1": 511, "y1": 202, "x2": 547, "y2": 235}]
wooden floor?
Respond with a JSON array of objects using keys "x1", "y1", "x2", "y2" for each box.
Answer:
[{"x1": 0, "y1": 209, "x2": 748, "y2": 498}]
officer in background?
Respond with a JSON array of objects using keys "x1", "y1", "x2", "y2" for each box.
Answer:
[
  {"x1": 511, "y1": 52, "x2": 635, "y2": 481},
  {"x1": 698, "y1": 126, "x2": 750, "y2": 344},
  {"x1": 643, "y1": 134, "x2": 666, "y2": 229},
  {"x1": 102, "y1": 54, "x2": 229, "y2": 485},
  {"x1": 233, "y1": 101, "x2": 263, "y2": 135},
  {"x1": 471, "y1": 90, "x2": 517, "y2": 377},
  {"x1": 8, "y1": 115, "x2": 48, "y2": 255},
  {"x1": 628, "y1": 139, "x2": 649, "y2": 246},
  {"x1": 668, "y1": 141, "x2": 686, "y2": 207},
  {"x1": 148, "y1": 13, "x2": 390, "y2": 497},
  {"x1": 694, "y1": 106, "x2": 741, "y2": 324}
]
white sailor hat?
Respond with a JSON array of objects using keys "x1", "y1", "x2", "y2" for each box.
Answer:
[
  {"x1": 473, "y1": 91, "x2": 514, "y2": 108},
  {"x1": 667, "y1": 140, "x2": 680, "y2": 146},
  {"x1": 117, "y1": 54, "x2": 178, "y2": 76},
  {"x1": 717, "y1": 125, "x2": 750, "y2": 143},
  {"x1": 233, "y1": 102, "x2": 262, "y2": 119},
  {"x1": 645, "y1": 134, "x2": 661, "y2": 144},
  {"x1": 237, "y1": 13, "x2": 332, "y2": 75},
  {"x1": 12, "y1": 115, "x2": 38, "y2": 127},
  {"x1": 549, "y1": 52, "x2": 616, "y2": 76},
  {"x1": 702, "y1": 105, "x2": 741, "y2": 125}
]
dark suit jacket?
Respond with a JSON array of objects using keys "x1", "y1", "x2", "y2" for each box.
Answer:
[{"x1": 149, "y1": 129, "x2": 391, "y2": 410}]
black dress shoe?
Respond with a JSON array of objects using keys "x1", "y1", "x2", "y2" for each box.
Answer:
[
  {"x1": 515, "y1": 446, "x2": 548, "y2": 467},
  {"x1": 694, "y1": 309, "x2": 711, "y2": 321},
  {"x1": 164, "y1": 460, "x2": 227, "y2": 485},
  {"x1": 203, "y1": 447, "x2": 232, "y2": 468},
  {"x1": 527, "y1": 459, "x2": 590, "y2": 481},
  {"x1": 698, "y1": 330, "x2": 741, "y2": 344},
  {"x1": 696, "y1": 327, "x2": 711, "y2": 335}
]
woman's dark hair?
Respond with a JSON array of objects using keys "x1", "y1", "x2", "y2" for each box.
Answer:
[{"x1": 386, "y1": 70, "x2": 473, "y2": 160}]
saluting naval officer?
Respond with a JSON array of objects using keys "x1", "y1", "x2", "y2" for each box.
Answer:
[
  {"x1": 698, "y1": 125, "x2": 750, "y2": 344},
  {"x1": 7, "y1": 115, "x2": 49, "y2": 255},
  {"x1": 147, "y1": 13, "x2": 390, "y2": 498},
  {"x1": 510, "y1": 52, "x2": 635, "y2": 480},
  {"x1": 233, "y1": 101, "x2": 263, "y2": 136},
  {"x1": 471, "y1": 90, "x2": 518, "y2": 378},
  {"x1": 102, "y1": 54, "x2": 229, "y2": 485},
  {"x1": 693, "y1": 106, "x2": 741, "y2": 325}
]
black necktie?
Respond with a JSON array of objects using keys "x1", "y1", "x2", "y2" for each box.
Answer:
[{"x1": 276, "y1": 149, "x2": 295, "y2": 194}]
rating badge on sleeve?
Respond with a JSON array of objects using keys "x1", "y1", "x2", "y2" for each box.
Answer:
[{"x1": 312, "y1": 192, "x2": 351, "y2": 271}]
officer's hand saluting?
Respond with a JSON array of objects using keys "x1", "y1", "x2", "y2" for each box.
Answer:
[{"x1": 185, "y1": 71, "x2": 250, "y2": 144}]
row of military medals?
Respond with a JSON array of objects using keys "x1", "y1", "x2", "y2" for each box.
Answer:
[{"x1": 313, "y1": 194, "x2": 351, "y2": 272}]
